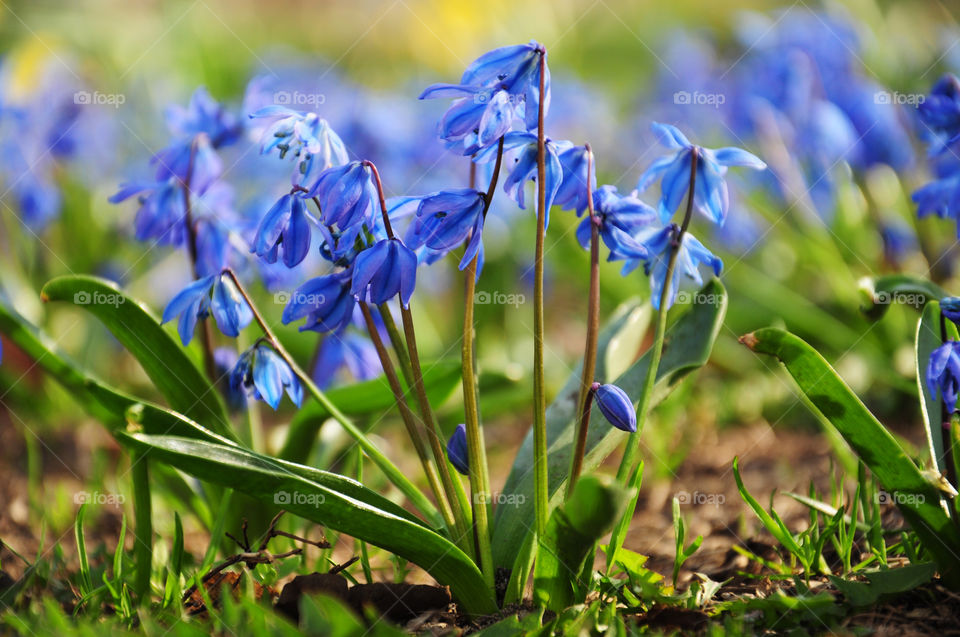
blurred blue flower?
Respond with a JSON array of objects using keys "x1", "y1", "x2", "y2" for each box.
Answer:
[
  {"x1": 637, "y1": 123, "x2": 765, "y2": 226},
  {"x1": 166, "y1": 87, "x2": 243, "y2": 149},
  {"x1": 918, "y1": 74, "x2": 960, "y2": 145},
  {"x1": 311, "y1": 329, "x2": 381, "y2": 390},
  {"x1": 252, "y1": 193, "x2": 313, "y2": 268},
  {"x1": 576, "y1": 185, "x2": 655, "y2": 260},
  {"x1": 110, "y1": 178, "x2": 186, "y2": 245},
  {"x1": 446, "y1": 424, "x2": 469, "y2": 475},
  {"x1": 554, "y1": 145, "x2": 596, "y2": 216},
  {"x1": 879, "y1": 221, "x2": 916, "y2": 266},
  {"x1": 152, "y1": 134, "x2": 222, "y2": 196},
  {"x1": 419, "y1": 41, "x2": 549, "y2": 153},
  {"x1": 231, "y1": 342, "x2": 302, "y2": 410},
  {"x1": 942, "y1": 297, "x2": 960, "y2": 324},
  {"x1": 213, "y1": 347, "x2": 247, "y2": 411},
  {"x1": 162, "y1": 273, "x2": 253, "y2": 345},
  {"x1": 406, "y1": 189, "x2": 486, "y2": 272},
  {"x1": 282, "y1": 269, "x2": 356, "y2": 334},
  {"x1": 623, "y1": 224, "x2": 723, "y2": 310},
  {"x1": 351, "y1": 238, "x2": 418, "y2": 308},
  {"x1": 928, "y1": 340, "x2": 960, "y2": 413},
  {"x1": 592, "y1": 382, "x2": 636, "y2": 433}
]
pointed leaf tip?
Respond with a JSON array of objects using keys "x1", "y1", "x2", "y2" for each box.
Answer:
[{"x1": 739, "y1": 332, "x2": 759, "y2": 349}]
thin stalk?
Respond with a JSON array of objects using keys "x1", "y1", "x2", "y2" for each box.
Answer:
[
  {"x1": 358, "y1": 302, "x2": 458, "y2": 538},
  {"x1": 461, "y1": 137, "x2": 504, "y2": 590},
  {"x1": 532, "y1": 49, "x2": 549, "y2": 538},
  {"x1": 608, "y1": 148, "x2": 699, "y2": 568},
  {"x1": 363, "y1": 158, "x2": 473, "y2": 557},
  {"x1": 180, "y1": 136, "x2": 216, "y2": 382},
  {"x1": 220, "y1": 269, "x2": 443, "y2": 527},
  {"x1": 567, "y1": 145, "x2": 599, "y2": 499},
  {"x1": 132, "y1": 450, "x2": 153, "y2": 604}
]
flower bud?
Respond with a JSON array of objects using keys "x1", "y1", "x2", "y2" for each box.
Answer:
[{"x1": 593, "y1": 382, "x2": 637, "y2": 433}]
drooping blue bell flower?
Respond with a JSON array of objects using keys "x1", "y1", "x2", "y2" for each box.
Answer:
[
  {"x1": 231, "y1": 342, "x2": 302, "y2": 410},
  {"x1": 213, "y1": 347, "x2": 247, "y2": 411},
  {"x1": 152, "y1": 133, "x2": 222, "y2": 196},
  {"x1": 918, "y1": 74, "x2": 960, "y2": 146},
  {"x1": 252, "y1": 193, "x2": 313, "y2": 268},
  {"x1": 351, "y1": 238, "x2": 418, "y2": 308},
  {"x1": 576, "y1": 185, "x2": 655, "y2": 260},
  {"x1": 162, "y1": 273, "x2": 253, "y2": 345},
  {"x1": 250, "y1": 106, "x2": 348, "y2": 166},
  {"x1": 554, "y1": 145, "x2": 597, "y2": 216},
  {"x1": 110, "y1": 178, "x2": 187, "y2": 246},
  {"x1": 592, "y1": 382, "x2": 637, "y2": 433},
  {"x1": 281, "y1": 268, "x2": 356, "y2": 334},
  {"x1": 406, "y1": 189, "x2": 486, "y2": 272},
  {"x1": 307, "y1": 161, "x2": 378, "y2": 238},
  {"x1": 637, "y1": 122, "x2": 766, "y2": 226},
  {"x1": 623, "y1": 224, "x2": 723, "y2": 311},
  {"x1": 446, "y1": 424, "x2": 470, "y2": 475},
  {"x1": 928, "y1": 341, "x2": 960, "y2": 413}
]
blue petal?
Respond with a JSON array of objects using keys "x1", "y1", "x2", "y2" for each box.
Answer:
[
  {"x1": 710, "y1": 147, "x2": 767, "y2": 170},
  {"x1": 477, "y1": 90, "x2": 513, "y2": 148},
  {"x1": 446, "y1": 424, "x2": 470, "y2": 475},
  {"x1": 651, "y1": 122, "x2": 691, "y2": 149}
]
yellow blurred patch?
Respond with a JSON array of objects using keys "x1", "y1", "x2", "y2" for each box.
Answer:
[{"x1": 5, "y1": 35, "x2": 63, "y2": 100}]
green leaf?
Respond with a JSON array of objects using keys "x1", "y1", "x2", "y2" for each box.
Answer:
[
  {"x1": 118, "y1": 433, "x2": 497, "y2": 616},
  {"x1": 860, "y1": 274, "x2": 944, "y2": 321},
  {"x1": 492, "y1": 279, "x2": 727, "y2": 567},
  {"x1": 830, "y1": 562, "x2": 937, "y2": 607},
  {"x1": 279, "y1": 358, "x2": 461, "y2": 463},
  {"x1": 917, "y1": 301, "x2": 948, "y2": 475},
  {"x1": 741, "y1": 327, "x2": 960, "y2": 586},
  {"x1": 533, "y1": 475, "x2": 630, "y2": 612},
  {"x1": 40, "y1": 275, "x2": 232, "y2": 438}
]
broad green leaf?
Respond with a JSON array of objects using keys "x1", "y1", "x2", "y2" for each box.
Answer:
[
  {"x1": 917, "y1": 301, "x2": 947, "y2": 475},
  {"x1": 118, "y1": 433, "x2": 497, "y2": 616},
  {"x1": 492, "y1": 279, "x2": 727, "y2": 568},
  {"x1": 829, "y1": 562, "x2": 937, "y2": 607},
  {"x1": 533, "y1": 476, "x2": 630, "y2": 611},
  {"x1": 40, "y1": 275, "x2": 232, "y2": 438},
  {"x1": 860, "y1": 274, "x2": 944, "y2": 321},
  {"x1": 741, "y1": 327, "x2": 960, "y2": 586},
  {"x1": 279, "y1": 358, "x2": 461, "y2": 463}
]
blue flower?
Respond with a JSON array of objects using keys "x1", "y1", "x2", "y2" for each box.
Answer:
[
  {"x1": 928, "y1": 341, "x2": 960, "y2": 413},
  {"x1": 351, "y1": 238, "x2": 418, "y2": 308},
  {"x1": 446, "y1": 424, "x2": 469, "y2": 475},
  {"x1": 623, "y1": 224, "x2": 723, "y2": 311},
  {"x1": 554, "y1": 145, "x2": 596, "y2": 216},
  {"x1": 231, "y1": 342, "x2": 302, "y2": 410},
  {"x1": 419, "y1": 41, "x2": 549, "y2": 153},
  {"x1": 311, "y1": 329, "x2": 381, "y2": 390},
  {"x1": 406, "y1": 189, "x2": 486, "y2": 272},
  {"x1": 282, "y1": 269, "x2": 356, "y2": 334},
  {"x1": 475, "y1": 131, "x2": 566, "y2": 226},
  {"x1": 637, "y1": 123, "x2": 766, "y2": 226},
  {"x1": 576, "y1": 185, "x2": 655, "y2": 260},
  {"x1": 592, "y1": 383, "x2": 636, "y2": 433},
  {"x1": 250, "y1": 106, "x2": 348, "y2": 168},
  {"x1": 213, "y1": 347, "x2": 247, "y2": 411},
  {"x1": 307, "y1": 161, "x2": 378, "y2": 238},
  {"x1": 918, "y1": 74, "x2": 960, "y2": 145},
  {"x1": 110, "y1": 178, "x2": 187, "y2": 246},
  {"x1": 152, "y1": 134, "x2": 222, "y2": 196},
  {"x1": 165, "y1": 87, "x2": 242, "y2": 149},
  {"x1": 942, "y1": 297, "x2": 960, "y2": 324},
  {"x1": 162, "y1": 273, "x2": 253, "y2": 345},
  {"x1": 252, "y1": 193, "x2": 313, "y2": 268},
  {"x1": 912, "y1": 174, "x2": 960, "y2": 235}
]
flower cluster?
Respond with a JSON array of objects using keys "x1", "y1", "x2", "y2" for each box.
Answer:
[{"x1": 913, "y1": 75, "x2": 960, "y2": 236}]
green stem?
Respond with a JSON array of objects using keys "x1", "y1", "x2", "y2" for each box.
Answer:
[
  {"x1": 461, "y1": 137, "x2": 504, "y2": 591},
  {"x1": 608, "y1": 147, "x2": 699, "y2": 569},
  {"x1": 567, "y1": 145, "x2": 598, "y2": 499},
  {"x1": 378, "y1": 303, "x2": 415, "y2": 387},
  {"x1": 532, "y1": 49, "x2": 549, "y2": 538},
  {"x1": 221, "y1": 269, "x2": 443, "y2": 528},
  {"x1": 132, "y1": 450, "x2": 153, "y2": 604}
]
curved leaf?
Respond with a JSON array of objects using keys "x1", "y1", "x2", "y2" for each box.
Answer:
[
  {"x1": 118, "y1": 433, "x2": 497, "y2": 616},
  {"x1": 40, "y1": 275, "x2": 231, "y2": 438},
  {"x1": 917, "y1": 301, "x2": 948, "y2": 475},
  {"x1": 860, "y1": 274, "x2": 945, "y2": 321},
  {"x1": 491, "y1": 279, "x2": 727, "y2": 567},
  {"x1": 741, "y1": 327, "x2": 960, "y2": 586}
]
